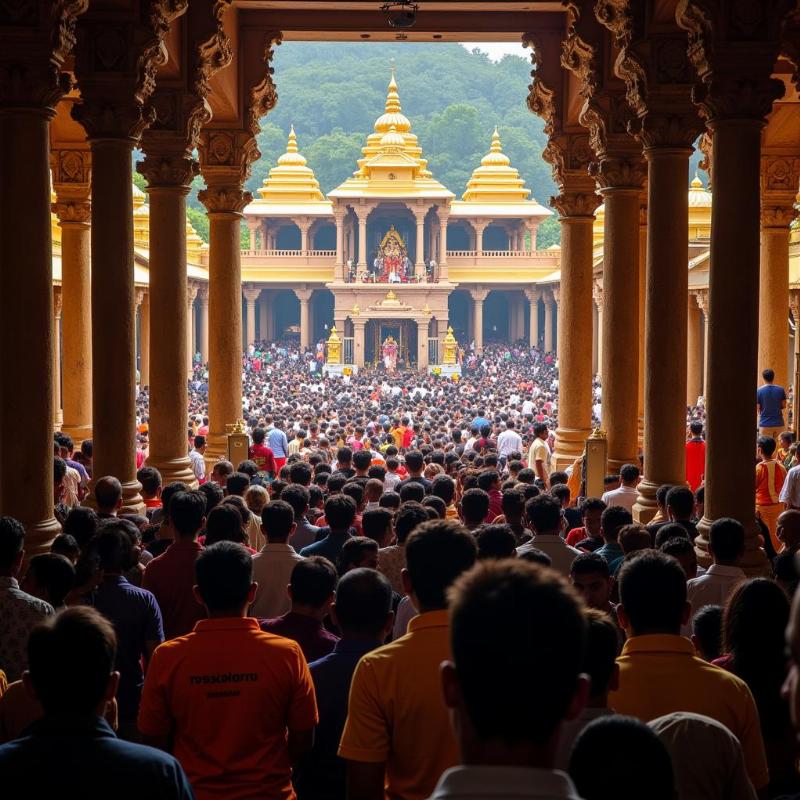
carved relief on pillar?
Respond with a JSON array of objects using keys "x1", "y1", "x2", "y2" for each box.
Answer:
[
  {"x1": 693, "y1": 289, "x2": 709, "y2": 320},
  {"x1": 761, "y1": 156, "x2": 800, "y2": 229},
  {"x1": 698, "y1": 132, "x2": 713, "y2": 188},
  {"x1": 53, "y1": 286, "x2": 63, "y2": 319},
  {"x1": 592, "y1": 280, "x2": 604, "y2": 308},
  {"x1": 0, "y1": 0, "x2": 88, "y2": 111},
  {"x1": 134, "y1": 287, "x2": 146, "y2": 310},
  {"x1": 187, "y1": 281, "x2": 199, "y2": 306},
  {"x1": 551, "y1": 191, "x2": 602, "y2": 220},
  {"x1": 198, "y1": 185, "x2": 251, "y2": 216},
  {"x1": 242, "y1": 285, "x2": 261, "y2": 304},
  {"x1": 72, "y1": 1, "x2": 190, "y2": 142},
  {"x1": 51, "y1": 148, "x2": 92, "y2": 224},
  {"x1": 551, "y1": 286, "x2": 561, "y2": 306},
  {"x1": 676, "y1": 0, "x2": 790, "y2": 124},
  {"x1": 790, "y1": 289, "x2": 800, "y2": 323},
  {"x1": 196, "y1": 285, "x2": 209, "y2": 304}
]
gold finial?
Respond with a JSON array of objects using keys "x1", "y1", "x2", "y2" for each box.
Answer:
[
  {"x1": 385, "y1": 65, "x2": 401, "y2": 114},
  {"x1": 690, "y1": 170, "x2": 703, "y2": 189},
  {"x1": 491, "y1": 126, "x2": 501, "y2": 151},
  {"x1": 390, "y1": 58, "x2": 396, "y2": 81},
  {"x1": 287, "y1": 124, "x2": 298, "y2": 153}
]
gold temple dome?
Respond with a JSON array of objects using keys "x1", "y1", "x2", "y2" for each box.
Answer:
[
  {"x1": 688, "y1": 171, "x2": 712, "y2": 208},
  {"x1": 380, "y1": 125, "x2": 405, "y2": 150},
  {"x1": 374, "y1": 71, "x2": 411, "y2": 134},
  {"x1": 256, "y1": 126, "x2": 325, "y2": 203},
  {"x1": 132, "y1": 182, "x2": 150, "y2": 249},
  {"x1": 461, "y1": 128, "x2": 531, "y2": 203}
]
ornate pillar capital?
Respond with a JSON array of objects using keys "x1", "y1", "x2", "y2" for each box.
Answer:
[
  {"x1": 196, "y1": 284, "x2": 209, "y2": 304},
  {"x1": 469, "y1": 287, "x2": 490, "y2": 303},
  {"x1": 551, "y1": 286, "x2": 561, "y2": 306},
  {"x1": 551, "y1": 190, "x2": 602, "y2": 220},
  {"x1": 525, "y1": 287, "x2": 542, "y2": 303},
  {"x1": 134, "y1": 287, "x2": 146, "y2": 309},
  {"x1": 760, "y1": 155, "x2": 800, "y2": 229},
  {"x1": 138, "y1": 153, "x2": 198, "y2": 192},
  {"x1": 52, "y1": 198, "x2": 92, "y2": 227},
  {"x1": 592, "y1": 279, "x2": 604, "y2": 306},
  {"x1": 187, "y1": 281, "x2": 199, "y2": 304},
  {"x1": 294, "y1": 287, "x2": 314, "y2": 303},
  {"x1": 53, "y1": 286, "x2": 63, "y2": 318},
  {"x1": 790, "y1": 289, "x2": 800, "y2": 321},
  {"x1": 693, "y1": 289, "x2": 709, "y2": 319},
  {"x1": 198, "y1": 184, "x2": 251, "y2": 217},
  {"x1": 242, "y1": 285, "x2": 261, "y2": 304},
  {"x1": 51, "y1": 148, "x2": 92, "y2": 225}
]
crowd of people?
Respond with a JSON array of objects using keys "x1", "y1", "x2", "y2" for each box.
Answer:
[{"x1": 4, "y1": 344, "x2": 800, "y2": 798}]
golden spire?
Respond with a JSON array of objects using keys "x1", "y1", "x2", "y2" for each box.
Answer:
[
  {"x1": 462, "y1": 127, "x2": 531, "y2": 203},
  {"x1": 374, "y1": 68, "x2": 411, "y2": 133},
  {"x1": 256, "y1": 125, "x2": 326, "y2": 203}
]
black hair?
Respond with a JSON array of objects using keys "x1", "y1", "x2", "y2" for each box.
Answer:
[
  {"x1": 0, "y1": 516, "x2": 25, "y2": 570},
  {"x1": 169, "y1": 491, "x2": 206, "y2": 538},
  {"x1": 334, "y1": 568, "x2": 392, "y2": 636},
  {"x1": 290, "y1": 556, "x2": 338, "y2": 608},
  {"x1": 475, "y1": 524, "x2": 517, "y2": 560},
  {"x1": 260, "y1": 500, "x2": 295, "y2": 542},
  {"x1": 395, "y1": 501, "x2": 431, "y2": 544},
  {"x1": 618, "y1": 551, "x2": 687, "y2": 635},
  {"x1": 195, "y1": 541, "x2": 253, "y2": 611}
]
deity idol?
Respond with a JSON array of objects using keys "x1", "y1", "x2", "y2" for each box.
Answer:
[{"x1": 382, "y1": 336, "x2": 398, "y2": 373}]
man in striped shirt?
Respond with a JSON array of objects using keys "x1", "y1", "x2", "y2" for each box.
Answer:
[{"x1": 756, "y1": 435, "x2": 787, "y2": 553}]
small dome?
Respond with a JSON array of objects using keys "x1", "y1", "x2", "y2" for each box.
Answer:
[
  {"x1": 462, "y1": 128, "x2": 531, "y2": 203},
  {"x1": 276, "y1": 126, "x2": 308, "y2": 167},
  {"x1": 480, "y1": 128, "x2": 512, "y2": 167},
  {"x1": 380, "y1": 125, "x2": 405, "y2": 150},
  {"x1": 688, "y1": 171, "x2": 712, "y2": 208},
  {"x1": 256, "y1": 126, "x2": 325, "y2": 203},
  {"x1": 374, "y1": 72, "x2": 411, "y2": 133}
]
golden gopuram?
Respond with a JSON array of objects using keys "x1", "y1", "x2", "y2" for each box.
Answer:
[{"x1": 4, "y1": 0, "x2": 800, "y2": 579}]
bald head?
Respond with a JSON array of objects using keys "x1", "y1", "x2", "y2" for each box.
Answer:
[{"x1": 778, "y1": 510, "x2": 800, "y2": 550}]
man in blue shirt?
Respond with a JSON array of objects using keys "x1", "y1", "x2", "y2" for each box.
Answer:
[
  {"x1": 0, "y1": 606, "x2": 192, "y2": 799},
  {"x1": 757, "y1": 368, "x2": 787, "y2": 438},
  {"x1": 266, "y1": 416, "x2": 290, "y2": 473},
  {"x1": 300, "y1": 494, "x2": 356, "y2": 562},
  {"x1": 293, "y1": 568, "x2": 394, "y2": 800}
]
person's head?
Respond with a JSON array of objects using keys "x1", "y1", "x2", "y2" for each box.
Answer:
[
  {"x1": 50, "y1": 533, "x2": 80, "y2": 564},
  {"x1": 599, "y1": 506, "x2": 632, "y2": 544},
  {"x1": 169, "y1": 490, "x2": 207, "y2": 539},
  {"x1": 353, "y1": 449, "x2": 372, "y2": 474},
  {"x1": 500, "y1": 488, "x2": 526, "y2": 523},
  {"x1": 22, "y1": 553, "x2": 75, "y2": 608},
  {"x1": 477, "y1": 470, "x2": 500, "y2": 493},
  {"x1": 689, "y1": 420, "x2": 703, "y2": 437},
  {"x1": 475, "y1": 524, "x2": 517, "y2": 560},
  {"x1": 709, "y1": 517, "x2": 745, "y2": 566},
  {"x1": 619, "y1": 463, "x2": 639, "y2": 487},
  {"x1": 280, "y1": 484, "x2": 310, "y2": 520},
  {"x1": 252, "y1": 427, "x2": 266, "y2": 445},
  {"x1": 581, "y1": 608, "x2": 620, "y2": 702},
  {"x1": 94, "y1": 476, "x2": 123, "y2": 514},
  {"x1": 193, "y1": 434, "x2": 206, "y2": 452},
  {"x1": 569, "y1": 716, "x2": 674, "y2": 800},
  {"x1": 579, "y1": 498, "x2": 606, "y2": 539},
  {"x1": 226, "y1": 472, "x2": 251, "y2": 498},
  {"x1": 362, "y1": 507, "x2": 394, "y2": 547},
  {"x1": 653, "y1": 522, "x2": 690, "y2": 550},
  {"x1": 422, "y1": 495, "x2": 447, "y2": 519},
  {"x1": 763, "y1": 368, "x2": 775, "y2": 383},
  {"x1": 665, "y1": 486, "x2": 695, "y2": 522},
  {"x1": 570, "y1": 553, "x2": 611, "y2": 611},
  {"x1": 260, "y1": 500, "x2": 295, "y2": 544},
  {"x1": 324, "y1": 493, "x2": 357, "y2": 531},
  {"x1": 757, "y1": 434, "x2": 777, "y2": 460},
  {"x1": 0, "y1": 515, "x2": 26, "y2": 576},
  {"x1": 459, "y1": 488, "x2": 490, "y2": 528},
  {"x1": 93, "y1": 525, "x2": 138, "y2": 574},
  {"x1": 778, "y1": 509, "x2": 800, "y2": 551},
  {"x1": 431, "y1": 474, "x2": 456, "y2": 505},
  {"x1": 364, "y1": 478, "x2": 384, "y2": 504},
  {"x1": 136, "y1": 466, "x2": 162, "y2": 500},
  {"x1": 205, "y1": 503, "x2": 247, "y2": 545},
  {"x1": 525, "y1": 494, "x2": 562, "y2": 536},
  {"x1": 443, "y1": 560, "x2": 588, "y2": 761},
  {"x1": 617, "y1": 551, "x2": 688, "y2": 636},
  {"x1": 194, "y1": 541, "x2": 255, "y2": 615},
  {"x1": 25, "y1": 607, "x2": 118, "y2": 716},
  {"x1": 776, "y1": 551, "x2": 800, "y2": 598},
  {"x1": 211, "y1": 459, "x2": 234, "y2": 487},
  {"x1": 332, "y1": 568, "x2": 393, "y2": 640},
  {"x1": 289, "y1": 556, "x2": 338, "y2": 617},
  {"x1": 618, "y1": 524, "x2": 652, "y2": 555},
  {"x1": 288, "y1": 461, "x2": 313, "y2": 487},
  {"x1": 336, "y1": 446, "x2": 352, "y2": 467},
  {"x1": 659, "y1": 536, "x2": 697, "y2": 580},
  {"x1": 245, "y1": 484, "x2": 268, "y2": 516},
  {"x1": 691, "y1": 604, "x2": 724, "y2": 662},
  {"x1": 338, "y1": 536, "x2": 379, "y2": 574},
  {"x1": 655, "y1": 484, "x2": 673, "y2": 512},
  {"x1": 399, "y1": 481, "x2": 425, "y2": 504},
  {"x1": 517, "y1": 548, "x2": 552, "y2": 568},
  {"x1": 62, "y1": 506, "x2": 99, "y2": 549},
  {"x1": 403, "y1": 519, "x2": 477, "y2": 612},
  {"x1": 405, "y1": 450, "x2": 424, "y2": 474},
  {"x1": 53, "y1": 456, "x2": 67, "y2": 502},
  {"x1": 533, "y1": 422, "x2": 548, "y2": 440},
  {"x1": 395, "y1": 501, "x2": 431, "y2": 544}
]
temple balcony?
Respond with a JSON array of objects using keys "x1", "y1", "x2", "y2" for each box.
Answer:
[
  {"x1": 240, "y1": 248, "x2": 336, "y2": 283},
  {"x1": 446, "y1": 248, "x2": 560, "y2": 283}
]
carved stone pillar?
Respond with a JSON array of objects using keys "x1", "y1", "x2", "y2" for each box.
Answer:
[
  {"x1": 298, "y1": 217, "x2": 311, "y2": 256},
  {"x1": 187, "y1": 282, "x2": 198, "y2": 374},
  {"x1": 470, "y1": 287, "x2": 489, "y2": 351},
  {"x1": 473, "y1": 219, "x2": 488, "y2": 255},
  {"x1": 295, "y1": 287, "x2": 313, "y2": 350},
  {"x1": 413, "y1": 207, "x2": 427, "y2": 277},
  {"x1": 353, "y1": 319, "x2": 366, "y2": 368},
  {"x1": 197, "y1": 285, "x2": 209, "y2": 363},
  {"x1": 695, "y1": 289, "x2": 710, "y2": 396},
  {"x1": 638, "y1": 200, "x2": 646, "y2": 445},
  {"x1": 417, "y1": 320, "x2": 429, "y2": 370},
  {"x1": 53, "y1": 288, "x2": 63, "y2": 429},
  {"x1": 138, "y1": 290, "x2": 150, "y2": 387},
  {"x1": 678, "y1": 0, "x2": 788, "y2": 573},
  {"x1": 758, "y1": 164, "x2": 798, "y2": 388},
  {"x1": 687, "y1": 292, "x2": 703, "y2": 407},
  {"x1": 544, "y1": 292, "x2": 554, "y2": 353},
  {"x1": 333, "y1": 208, "x2": 346, "y2": 280},
  {"x1": 592, "y1": 281, "x2": 604, "y2": 380},
  {"x1": 52, "y1": 153, "x2": 93, "y2": 443},
  {"x1": 243, "y1": 285, "x2": 260, "y2": 348},
  {"x1": 792, "y1": 291, "x2": 800, "y2": 432},
  {"x1": 0, "y1": 0, "x2": 86, "y2": 548},
  {"x1": 438, "y1": 207, "x2": 450, "y2": 281},
  {"x1": 247, "y1": 219, "x2": 259, "y2": 253},
  {"x1": 258, "y1": 290, "x2": 268, "y2": 341},
  {"x1": 355, "y1": 204, "x2": 370, "y2": 268},
  {"x1": 525, "y1": 288, "x2": 541, "y2": 348}
]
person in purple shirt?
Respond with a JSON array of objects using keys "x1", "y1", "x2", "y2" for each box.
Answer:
[
  {"x1": 757, "y1": 368, "x2": 787, "y2": 437},
  {"x1": 260, "y1": 556, "x2": 339, "y2": 663},
  {"x1": 89, "y1": 524, "x2": 164, "y2": 735},
  {"x1": 293, "y1": 568, "x2": 394, "y2": 800}
]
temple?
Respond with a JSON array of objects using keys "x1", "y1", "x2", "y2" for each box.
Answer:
[{"x1": 239, "y1": 70, "x2": 555, "y2": 368}]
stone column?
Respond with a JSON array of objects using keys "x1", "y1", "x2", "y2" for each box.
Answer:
[
  {"x1": 696, "y1": 289, "x2": 710, "y2": 396},
  {"x1": 544, "y1": 293, "x2": 554, "y2": 353},
  {"x1": 334, "y1": 208, "x2": 346, "y2": 280},
  {"x1": 758, "y1": 183, "x2": 796, "y2": 388},
  {"x1": 356, "y1": 205, "x2": 370, "y2": 268},
  {"x1": 414, "y1": 208, "x2": 427, "y2": 277},
  {"x1": 638, "y1": 201, "x2": 647, "y2": 445},
  {"x1": 136, "y1": 153, "x2": 197, "y2": 488},
  {"x1": 295, "y1": 288, "x2": 313, "y2": 350},
  {"x1": 552, "y1": 287, "x2": 561, "y2": 355},
  {"x1": 258, "y1": 292, "x2": 268, "y2": 340},
  {"x1": 470, "y1": 287, "x2": 488, "y2": 351},
  {"x1": 298, "y1": 217, "x2": 311, "y2": 256},
  {"x1": 592, "y1": 281, "x2": 603, "y2": 379},
  {"x1": 438, "y1": 207, "x2": 450, "y2": 281},
  {"x1": 474, "y1": 219, "x2": 488, "y2": 255},
  {"x1": 198, "y1": 286, "x2": 209, "y2": 363},
  {"x1": 52, "y1": 167, "x2": 93, "y2": 443},
  {"x1": 247, "y1": 219, "x2": 259, "y2": 253},
  {"x1": 598, "y1": 175, "x2": 644, "y2": 472},
  {"x1": 353, "y1": 319, "x2": 366, "y2": 367},
  {"x1": 53, "y1": 289, "x2": 63, "y2": 429},
  {"x1": 243, "y1": 286, "x2": 259, "y2": 347},
  {"x1": 792, "y1": 291, "x2": 800, "y2": 432},
  {"x1": 139, "y1": 291, "x2": 150, "y2": 387},
  {"x1": 187, "y1": 282, "x2": 198, "y2": 374},
  {"x1": 417, "y1": 320, "x2": 429, "y2": 369},
  {"x1": 687, "y1": 293, "x2": 703, "y2": 407},
  {"x1": 525, "y1": 288, "x2": 540, "y2": 347},
  {"x1": 199, "y1": 185, "x2": 249, "y2": 468}
]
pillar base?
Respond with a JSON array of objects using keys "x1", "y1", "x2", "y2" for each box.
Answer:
[
  {"x1": 147, "y1": 455, "x2": 198, "y2": 490},
  {"x1": 204, "y1": 432, "x2": 229, "y2": 473},
  {"x1": 54, "y1": 411, "x2": 63, "y2": 430},
  {"x1": 552, "y1": 427, "x2": 590, "y2": 471},
  {"x1": 22, "y1": 515, "x2": 63, "y2": 559},
  {"x1": 695, "y1": 516, "x2": 770, "y2": 576},
  {"x1": 60, "y1": 423, "x2": 93, "y2": 448},
  {"x1": 632, "y1": 477, "x2": 660, "y2": 524}
]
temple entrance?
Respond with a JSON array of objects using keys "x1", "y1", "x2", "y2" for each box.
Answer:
[{"x1": 365, "y1": 319, "x2": 417, "y2": 368}]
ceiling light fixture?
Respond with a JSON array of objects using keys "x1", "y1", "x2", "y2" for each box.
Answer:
[{"x1": 381, "y1": 1, "x2": 419, "y2": 29}]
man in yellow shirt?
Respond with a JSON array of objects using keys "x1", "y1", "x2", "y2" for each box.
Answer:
[
  {"x1": 339, "y1": 519, "x2": 477, "y2": 800},
  {"x1": 527, "y1": 423, "x2": 551, "y2": 488},
  {"x1": 610, "y1": 551, "x2": 769, "y2": 792}
]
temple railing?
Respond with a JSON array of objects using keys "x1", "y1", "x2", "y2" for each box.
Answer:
[
  {"x1": 246, "y1": 248, "x2": 336, "y2": 257},
  {"x1": 428, "y1": 338, "x2": 439, "y2": 365},
  {"x1": 343, "y1": 337, "x2": 354, "y2": 364}
]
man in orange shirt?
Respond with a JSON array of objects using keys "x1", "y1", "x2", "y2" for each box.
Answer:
[
  {"x1": 756, "y1": 434, "x2": 787, "y2": 553},
  {"x1": 138, "y1": 542, "x2": 317, "y2": 800}
]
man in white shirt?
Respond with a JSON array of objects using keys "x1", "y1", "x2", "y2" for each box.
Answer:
[
  {"x1": 780, "y1": 462, "x2": 800, "y2": 509},
  {"x1": 431, "y1": 559, "x2": 588, "y2": 800},
  {"x1": 527, "y1": 423, "x2": 552, "y2": 487},
  {"x1": 496, "y1": 419, "x2": 523, "y2": 460},
  {"x1": 189, "y1": 435, "x2": 206, "y2": 483},
  {"x1": 686, "y1": 517, "x2": 746, "y2": 626},
  {"x1": 517, "y1": 495, "x2": 580, "y2": 576},
  {"x1": 250, "y1": 500, "x2": 304, "y2": 618},
  {"x1": 601, "y1": 463, "x2": 640, "y2": 513}
]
